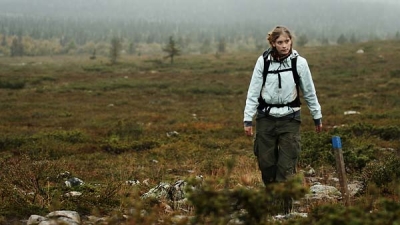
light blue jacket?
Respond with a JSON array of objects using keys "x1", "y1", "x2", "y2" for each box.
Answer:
[{"x1": 244, "y1": 49, "x2": 322, "y2": 124}]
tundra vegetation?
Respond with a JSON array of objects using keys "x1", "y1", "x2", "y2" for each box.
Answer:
[{"x1": 0, "y1": 39, "x2": 400, "y2": 224}]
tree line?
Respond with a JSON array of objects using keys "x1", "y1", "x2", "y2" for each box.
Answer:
[{"x1": 1, "y1": 15, "x2": 400, "y2": 59}]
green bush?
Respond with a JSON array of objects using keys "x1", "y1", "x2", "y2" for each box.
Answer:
[
  {"x1": 0, "y1": 79, "x2": 26, "y2": 89},
  {"x1": 361, "y1": 155, "x2": 400, "y2": 194},
  {"x1": 187, "y1": 175, "x2": 307, "y2": 225},
  {"x1": 101, "y1": 135, "x2": 160, "y2": 154},
  {"x1": 289, "y1": 198, "x2": 400, "y2": 225},
  {"x1": 0, "y1": 135, "x2": 28, "y2": 151},
  {"x1": 107, "y1": 120, "x2": 143, "y2": 140},
  {"x1": 298, "y1": 131, "x2": 335, "y2": 168},
  {"x1": 0, "y1": 156, "x2": 61, "y2": 219},
  {"x1": 35, "y1": 130, "x2": 89, "y2": 144},
  {"x1": 345, "y1": 123, "x2": 400, "y2": 141},
  {"x1": 0, "y1": 155, "x2": 123, "y2": 219}
]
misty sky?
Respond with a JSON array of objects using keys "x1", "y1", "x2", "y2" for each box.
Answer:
[
  {"x1": 0, "y1": 0, "x2": 399, "y2": 22},
  {"x1": 0, "y1": 0, "x2": 399, "y2": 38}
]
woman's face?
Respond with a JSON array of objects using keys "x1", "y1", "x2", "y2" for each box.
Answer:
[{"x1": 273, "y1": 34, "x2": 292, "y2": 56}]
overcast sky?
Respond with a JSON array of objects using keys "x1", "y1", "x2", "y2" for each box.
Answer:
[
  {"x1": 0, "y1": 0, "x2": 399, "y2": 21},
  {"x1": 0, "y1": 0, "x2": 399, "y2": 38}
]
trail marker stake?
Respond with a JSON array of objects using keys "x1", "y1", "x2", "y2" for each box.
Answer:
[{"x1": 332, "y1": 136, "x2": 350, "y2": 206}]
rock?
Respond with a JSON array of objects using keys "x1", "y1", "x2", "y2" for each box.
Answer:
[
  {"x1": 64, "y1": 191, "x2": 82, "y2": 197},
  {"x1": 38, "y1": 220, "x2": 58, "y2": 225},
  {"x1": 46, "y1": 211, "x2": 81, "y2": 224},
  {"x1": 150, "y1": 159, "x2": 159, "y2": 164},
  {"x1": 168, "y1": 180, "x2": 186, "y2": 201},
  {"x1": 348, "y1": 181, "x2": 363, "y2": 197},
  {"x1": 28, "y1": 211, "x2": 81, "y2": 225},
  {"x1": 344, "y1": 111, "x2": 360, "y2": 115},
  {"x1": 65, "y1": 177, "x2": 84, "y2": 187},
  {"x1": 356, "y1": 49, "x2": 364, "y2": 54},
  {"x1": 303, "y1": 165, "x2": 316, "y2": 177},
  {"x1": 27, "y1": 215, "x2": 47, "y2": 225},
  {"x1": 166, "y1": 131, "x2": 179, "y2": 137},
  {"x1": 143, "y1": 179, "x2": 150, "y2": 186},
  {"x1": 141, "y1": 182, "x2": 171, "y2": 199},
  {"x1": 274, "y1": 212, "x2": 308, "y2": 221},
  {"x1": 86, "y1": 215, "x2": 108, "y2": 224},
  {"x1": 126, "y1": 179, "x2": 140, "y2": 186},
  {"x1": 142, "y1": 176, "x2": 203, "y2": 201},
  {"x1": 306, "y1": 184, "x2": 341, "y2": 200}
]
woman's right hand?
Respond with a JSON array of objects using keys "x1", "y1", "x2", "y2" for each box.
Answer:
[{"x1": 244, "y1": 126, "x2": 253, "y2": 136}]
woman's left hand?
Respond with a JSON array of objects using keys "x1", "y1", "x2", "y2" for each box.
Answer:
[{"x1": 315, "y1": 124, "x2": 323, "y2": 133}]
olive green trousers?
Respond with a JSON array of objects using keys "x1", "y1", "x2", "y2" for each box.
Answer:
[{"x1": 254, "y1": 111, "x2": 301, "y2": 184}]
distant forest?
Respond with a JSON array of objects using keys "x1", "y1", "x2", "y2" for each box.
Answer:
[{"x1": 0, "y1": 0, "x2": 400, "y2": 56}]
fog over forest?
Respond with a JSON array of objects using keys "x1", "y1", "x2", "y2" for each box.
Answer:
[
  {"x1": 1, "y1": 0, "x2": 399, "y2": 28},
  {"x1": 0, "y1": 0, "x2": 399, "y2": 55}
]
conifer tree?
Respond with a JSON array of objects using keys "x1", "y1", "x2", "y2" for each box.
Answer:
[
  {"x1": 162, "y1": 36, "x2": 180, "y2": 64},
  {"x1": 200, "y1": 39, "x2": 212, "y2": 54},
  {"x1": 109, "y1": 36, "x2": 122, "y2": 65},
  {"x1": 297, "y1": 34, "x2": 309, "y2": 47},
  {"x1": 217, "y1": 38, "x2": 226, "y2": 53},
  {"x1": 10, "y1": 36, "x2": 23, "y2": 57},
  {"x1": 337, "y1": 34, "x2": 348, "y2": 45},
  {"x1": 1, "y1": 35, "x2": 6, "y2": 47}
]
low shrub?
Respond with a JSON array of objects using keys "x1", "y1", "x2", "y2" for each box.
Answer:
[
  {"x1": 0, "y1": 134, "x2": 28, "y2": 151},
  {"x1": 187, "y1": 175, "x2": 307, "y2": 225},
  {"x1": 101, "y1": 135, "x2": 160, "y2": 154},
  {"x1": 0, "y1": 155, "x2": 123, "y2": 220},
  {"x1": 0, "y1": 79, "x2": 26, "y2": 89},
  {"x1": 361, "y1": 154, "x2": 400, "y2": 194},
  {"x1": 290, "y1": 198, "x2": 400, "y2": 225}
]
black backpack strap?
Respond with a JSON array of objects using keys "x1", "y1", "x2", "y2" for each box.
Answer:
[
  {"x1": 291, "y1": 57, "x2": 299, "y2": 85},
  {"x1": 261, "y1": 49, "x2": 272, "y2": 88},
  {"x1": 257, "y1": 51, "x2": 271, "y2": 109},
  {"x1": 261, "y1": 58, "x2": 271, "y2": 88},
  {"x1": 291, "y1": 57, "x2": 301, "y2": 107}
]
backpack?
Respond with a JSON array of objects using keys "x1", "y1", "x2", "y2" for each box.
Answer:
[{"x1": 257, "y1": 49, "x2": 301, "y2": 112}]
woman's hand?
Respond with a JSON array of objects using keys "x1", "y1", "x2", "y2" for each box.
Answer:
[
  {"x1": 315, "y1": 124, "x2": 323, "y2": 133},
  {"x1": 244, "y1": 126, "x2": 253, "y2": 136}
]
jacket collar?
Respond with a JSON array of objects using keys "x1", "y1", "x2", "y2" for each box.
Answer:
[{"x1": 266, "y1": 49, "x2": 299, "y2": 62}]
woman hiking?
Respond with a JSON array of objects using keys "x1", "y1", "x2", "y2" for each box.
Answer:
[{"x1": 243, "y1": 25, "x2": 322, "y2": 214}]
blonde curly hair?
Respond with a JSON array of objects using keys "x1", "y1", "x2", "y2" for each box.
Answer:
[{"x1": 267, "y1": 26, "x2": 294, "y2": 47}]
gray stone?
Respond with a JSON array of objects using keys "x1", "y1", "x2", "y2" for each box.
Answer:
[
  {"x1": 141, "y1": 182, "x2": 170, "y2": 199},
  {"x1": 64, "y1": 191, "x2": 83, "y2": 197},
  {"x1": 65, "y1": 177, "x2": 84, "y2": 187},
  {"x1": 46, "y1": 210, "x2": 81, "y2": 224},
  {"x1": 27, "y1": 215, "x2": 47, "y2": 225},
  {"x1": 305, "y1": 184, "x2": 341, "y2": 201}
]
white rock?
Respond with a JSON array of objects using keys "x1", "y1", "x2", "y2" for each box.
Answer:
[
  {"x1": 27, "y1": 215, "x2": 47, "y2": 225},
  {"x1": 308, "y1": 184, "x2": 342, "y2": 199},
  {"x1": 166, "y1": 131, "x2": 179, "y2": 137},
  {"x1": 46, "y1": 211, "x2": 81, "y2": 224},
  {"x1": 38, "y1": 220, "x2": 58, "y2": 225},
  {"x1": 141, "y1": 182, "x2": 170, "y2": 199},
  {"x1": 64, "y1": 191, "x2": 82, "y2": 197},
  {"x1": 348, "y1": 181, "x2": 363, "y2": 197},
  {"x1": 65, "y1": 177, "x2": 84, "y2": 187},
  {"x1": 126, "y1": 179, "x2": 141, "y2": 186},
  {"x1": 344, "y1": 111, "x2": 360, "y2": 115}
]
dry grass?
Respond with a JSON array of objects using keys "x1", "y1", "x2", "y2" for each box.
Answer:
[{"x1": 1, "y1": 40, "x2": 400, "y2": 223}]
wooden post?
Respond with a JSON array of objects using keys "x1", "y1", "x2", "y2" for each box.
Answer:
[{"x1": 332, "y1": 136, "x2": 350, "y2": 206}]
